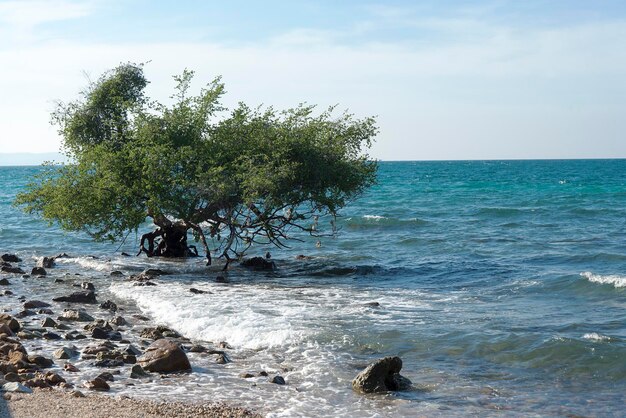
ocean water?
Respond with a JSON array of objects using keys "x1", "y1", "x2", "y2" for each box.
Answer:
[{"x1": 1, "y1": 160, "x2": 625, "y2": 417}]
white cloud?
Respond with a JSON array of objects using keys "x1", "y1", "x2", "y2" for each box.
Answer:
[
  {"x1": 1, "y1": 8, "x2": 626, "y2": 159},
  {"x1": 0, "y1": 0, "x2": 93, "y2": 26}
]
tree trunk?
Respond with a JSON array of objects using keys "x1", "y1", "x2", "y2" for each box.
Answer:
[{"x1": 137, "y1": 221, "x2": 202, "y2": 259}]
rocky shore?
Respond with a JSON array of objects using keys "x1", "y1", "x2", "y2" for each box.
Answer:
[
  {"x1": 0, "y1": 252, "x2": 264, "y2": 417},
  {"x1": 3, "y1": 390, "x2": 261, "y2": 418}
]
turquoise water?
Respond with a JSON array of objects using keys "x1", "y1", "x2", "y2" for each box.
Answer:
[{"x1": 1, "y1": 160, "x2": 625, "y2": 417}]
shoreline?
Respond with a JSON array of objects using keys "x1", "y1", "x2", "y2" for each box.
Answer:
[
  {"x1": 0, "y1": 254, "x2": 266, "y2": 417},
  {"x1": 3, "y1": 390, "x2": 261, "y2": 418}
]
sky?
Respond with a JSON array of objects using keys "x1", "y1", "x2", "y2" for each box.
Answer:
[{"x1": 1, "y1": 0, "x2": 626, "y2": 162}]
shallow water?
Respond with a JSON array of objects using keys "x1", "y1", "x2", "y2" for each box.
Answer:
[{"x1": 1, "y1": 160, "x2": 625, "y2": 417}]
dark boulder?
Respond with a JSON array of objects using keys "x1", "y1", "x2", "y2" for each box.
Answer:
[
  {"x1": 352, "y1": 356, "x2": 412, "y2": 393},
  {"x1": 137, "y1": 339, "x2": 191, "y2": 373},
  {"x1": 53, "y1": 291, "x2": 97, "y2": 304},
  {"x1": 0, "y1": 314, "x2": 20, "y2": 332},
  {"x1": 99, "y1": 300, "x2": 118, "y2": 312},
  {"x1": 0, "y1": 278, "x2": 10, "y2": 286},
  {"x1": 31, "y1": 267, "x2": 46, "y2": 276},
  {"x1": 270, "y1": 375, "x2": 286, "y2": 385},
  {"x1": 81, "y1": 282, "x2": 95, "y2": 290},
  {"x1": 1, "y1": 254, "x2": 21, "y2": 263},
  {"x1": 24, "y1": 300, "x2": 51, "y2": 309},
  {"x1": 83, "y1": 377, "x2": 110, "y2": 391},
  {"x1": 189, "y1": 288, "x2": 210, "y2": 294},
  {"x1": 38, "y1": 257, "x2": 55, "y2": 268},
  {"x1": 241, "y1": 257, "x2": 276, "y2": 271},
  {"x1": 1, "y1": 266, "x2": 25, "y2": 274},
  {"x1": 130, "y1": 364, "x2": 150, "y2": 379},
  {"x1": 140, "y1": 326, "x2": 181, "y2": 340}
]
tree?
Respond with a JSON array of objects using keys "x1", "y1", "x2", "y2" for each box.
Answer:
[{"x1": 16, "y1": 63, "x2": 378, "y2": 269}]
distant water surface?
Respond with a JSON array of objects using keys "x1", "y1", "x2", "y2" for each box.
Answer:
[{"x1": 1, "y1": 160, "x2": 625, "y2": 417}]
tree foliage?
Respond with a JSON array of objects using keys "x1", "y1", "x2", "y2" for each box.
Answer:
[{"x1": 16, "y1": 63, "x2": 378, "y2": 267}]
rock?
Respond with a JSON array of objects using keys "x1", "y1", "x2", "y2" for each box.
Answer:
[
  {"x1": 1, "y1": 266, "x2": 25, "y2": 274},
  {"x1": 3, "y1": 372, "x2": 19, "y2": 382},
  {"x1": 38, "y1": 257, "x2": 55, "y2": 268},
  {"x1": 132, "y1": 314, "x2": 150, "y2": 321},
  {"x1": 43, "y1": 371, "x2": 66, "y2": 386},
  {"x1": 38, "y1": 308, "x2": 53, "y2": 315},
  {"x1": 363, "y1": 301, "x2": 381, "y2": 307},
  {"x1": 239, "y1": 372, "x2": 254, "y2": 378},
  {"x1": 16, "y1": 330, "x2": 36, "y2": 340},
  {"x1": 140, "y1": 326, "x2": 181, "y2": 340},
  {"x1": 2, "y1": 382, "x2": 32, "y2": 393},
  {"x1": 31, "y1": 267, "x2": 46, "y2": 276},
  {"x1": 42, "y1": 332, "x2": 62, "y2": 340},
  {"x1": 53, "y1": 347, "x2": 77, "y2": 359},
  {"x1": 215, "y1": 276, "x2": 228, "y2": 283},
  {"x1": 215, "y1": 353, "x2": 230, "y2": 364},
  {"x1": 59, "y1": 309, "x2": 94, "y2": 322},
  {"x1": 137, "y1": 339, "x2": 191, "y2": 373},
  {"x1": 94, "y1": 328, "x2": 121, "y2": 341},
  {"x1": 130, "y1": 364, "x2": 150, "y2": 379},
  {"x1": 55, "y1": 253, "x2": 70, "y2": 259},
  {"x1": 218, "y1": 341, "x2": 232, "y2": 349},
  {"x1": 110, "y1": 316, "x2": 127, "y2": 326},
  {"x1": 258, "y1": 371, "x2": 268, "y2": 377},
  {"x1": 53, "y1": 291, "x2": 97, "y2": 304},
  {"x1": 83, "y1": 377, "x2": 110, "y2": 391},
  {"x1": 123, "y1": 344, "x2": 142, "y2": 356},
  {"x1": 64, "y1": 363, "x2": 80, "y2": 372},
  {"x1": 0, "y1": 324, "x2": 13, "y2": 336},
  {"x1": 64, "y1": 331, "x2": 87, "y2": 340},
  {"x1": 2, "y1": 290, "x2": 12, "y2": 296},
  {"x1": 241, "y1": 256, "x2": 276, "y2": 271},
  {"x1": 351, "y1": 356, "x2": 412, "y2": 393},
  {"x1": 71, "y1": 390, "x2": 85, "y2": 398},
  {"x1": 270, "y1": 375, "x2": 286, "y2": 385},
  {"x1": 54, "y1": 279, "x2": 64, "y2": 283},
  {"x1": 133, "y1": 281, "x2": 157, "y2": 287},
  {"x1": 97, "y1": 372, "x2": 115, "y2": 382},
  {"x1": 94, "y1": 359, "x2": 124, "y2": 368},
  {"x1": 0, "y1": 314, "x2": 20, "y2": 332},
  {"x1": 14, "y1": 310, "x2": 35, "y2": 318},
  {"x1": 100, "y1": 300, "x2": 118, "y2": 312},
  {"x1": 28, "y1": 355, "x2": 54, "y2": 368},
  {"x1": 81, "y1": 282, "x2": 95, "y2": 290},
  {"x1": 189, "y1": 288, "x2": 210, "y2": 294},
  {"x1": 41, "y1": 317, "x2": 57, "y2": 328},
  {"x1": 23, "y1": 300, "x2": 51, "y2": 309},
  {"x1": 188, "y1": 344, "x2": 206, "y2": 353},
  {"x1": 143, "y1": 268, "x2": 169, "y2": 276},
  {"x1": 110, "y1": 271, "x2": 124, "y2": 277},
  {"x1": 1, "y1": 254, "x2": 21, "y2": 263},
  {"x1": 84, "y1": 319, "x2": 113, "y2": 332},
  {"x1": 0, "y1": 278, "x2": 10, "y2": 286}
]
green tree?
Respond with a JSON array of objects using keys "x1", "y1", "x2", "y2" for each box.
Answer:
[{"x1": 16, "y1": 63, "x2": 378, "y2": 268}]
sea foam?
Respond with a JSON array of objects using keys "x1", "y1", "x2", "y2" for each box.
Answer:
[{"x1": 580, "y1": 271, "x2": 626, "y2": 288}]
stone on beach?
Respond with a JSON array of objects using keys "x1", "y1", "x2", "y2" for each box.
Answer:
[
  {"x1": 137, "y1": 339, "x2": 191, "y2": 373},
  {"x1": 352, "y1": 356, "x2": 412, "y2": 394},
  {"x1": 53, "y1": 291, "x2": 97, "y2": 304},
  {"x1": 2, "y1": 382, "x2": 32, "y2": 393},
  {"x1": 83, "y1": 377, "x2": 110, "y2": 391},
  {"x1": 1, "y1": 266, "x2": 25, "y2": 274},
  {"x1": 0, "y1": 314, "x2": 21, "y2": 333},
  {"x1": 59, "y1": 309, "x2": 94, "y2": 322},
  {"x1": 1, "y1": 254, "x2": 21, "y2": 263},
  {"x1": 30, "y1": 267, "x2": 46, "y2": 276},
  {"x1": 23, "y1": 300, "x2": 51, "y2": 309}
]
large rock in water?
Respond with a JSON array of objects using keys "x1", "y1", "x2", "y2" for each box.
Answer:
[
  {"x1": 137, "y1": 339, "x2": 191, "y2": 373},
  {"x1": 352, "y1": 356, "x2": 412, "y2": 393},
  {"x1": 53, "y1": 291, "x2": 97, "y2": 304}
]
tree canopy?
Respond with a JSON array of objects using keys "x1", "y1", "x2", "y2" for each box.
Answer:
[{"x1": 16, "y1": 63, "x2": 378, "y2": 268}]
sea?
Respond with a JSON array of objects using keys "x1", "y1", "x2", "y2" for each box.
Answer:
[{"x1": 1, "y1": 160, "x2": 625, "y2": 417}]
